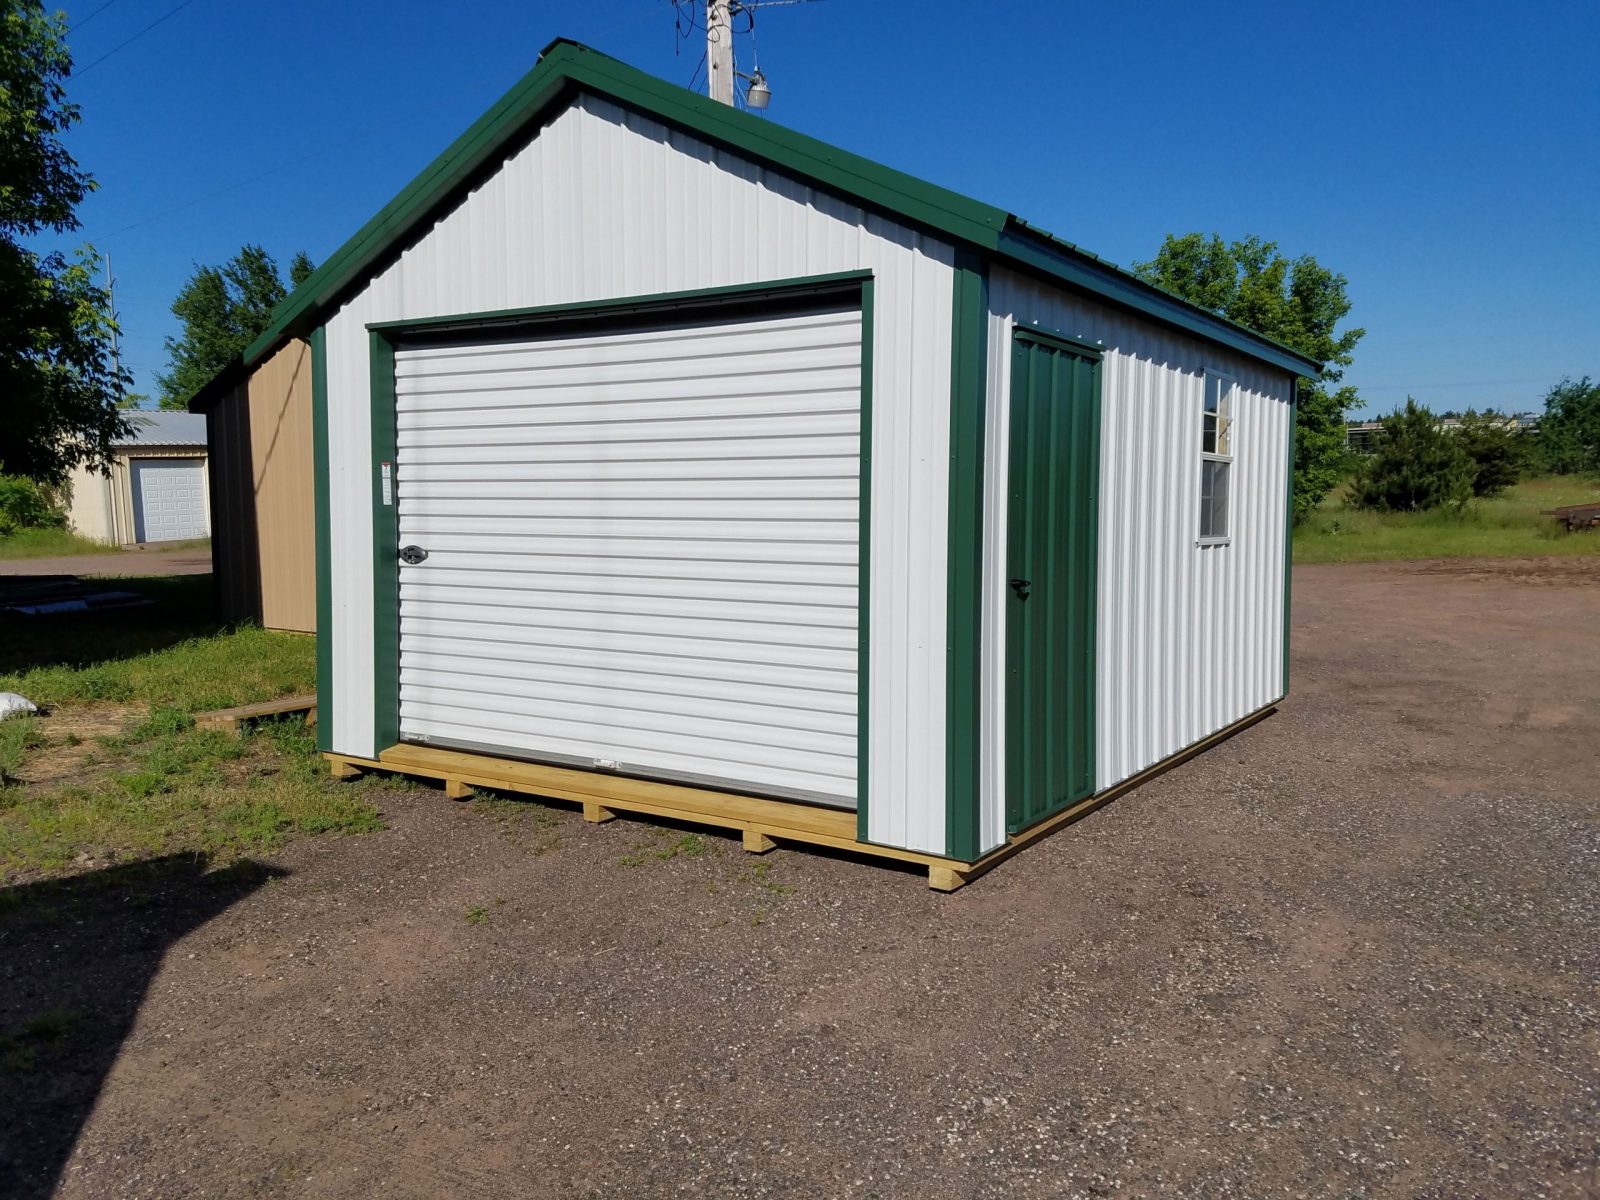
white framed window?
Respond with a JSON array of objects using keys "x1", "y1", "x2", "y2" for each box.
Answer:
[{"x1": 1199, "y1": 371, "x2": 1234, "y2": 543}]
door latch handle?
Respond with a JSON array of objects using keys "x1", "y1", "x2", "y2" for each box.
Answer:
[
  {"x1": 1009, "y1": 577, "x2": 1032, "y2": 601},
  {"x1": 399, "y1": 545, "x2": 429, "y2": 565}
]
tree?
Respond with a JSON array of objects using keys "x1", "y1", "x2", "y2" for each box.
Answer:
[
  {"x1": 1454, "y1": 409, "x2": 1524, "y2": 497},
  {"x1": 1134, "y1": 233, "x2": 1365, "y2": 521},
  {"x1": 156, "y1": 244, "x2": 314, "y2": 409},
  {"x1": 1535, "y1": 376, "x2": 1600, "y2": 476},
  {"x1": 0, "y1": 1, "x2": 130, "y2": 485},
  {"x1": 1348, "y1": 399, "x2": 1472, "y2": 513},
  {"x1": 289, "y1": 251, "x2": 315, "y2": 288}
]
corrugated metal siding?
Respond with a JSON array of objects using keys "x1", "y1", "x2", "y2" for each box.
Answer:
[
  {"x1": 322, "y1": 94, "x2": 955, "y2": 852},
  {"x1": 248, "y1": 340, "x2": 316, "y2": 632},
  {"x1": 207, "y1": 383, "x2": 259, "y2": 623},
  {"x1": 393, "y1": 306, "x2": 862, "y2": 804},
  {"x1": 205, "y1": 339, "x2": 316, "y2": 632},
  {"x1": 980, "y1": 266, "x2": 1291, "y2": 853}
]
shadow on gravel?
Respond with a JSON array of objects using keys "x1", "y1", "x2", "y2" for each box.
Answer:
[{"x1": 0, "y1": 854, "x2": 284, "y2": 1199}]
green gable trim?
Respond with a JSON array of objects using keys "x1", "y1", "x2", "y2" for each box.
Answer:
[
  {"x1": 944, "y1": 255, "x2": 988, "y2": 862},
  {"x1": 232, "y1": 39, "x2": 1319, "y2": 388},
  {"x1": 243, "y1": 40, "x2": 1001, "y2": 366},
  {"x1": 310, "y1": 327, "x2": 333, "y2": 753}
]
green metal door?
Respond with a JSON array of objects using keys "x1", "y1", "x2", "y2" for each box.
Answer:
[{"x1": 1005, "y1": 329, "x2": 1101, "y2": 834}]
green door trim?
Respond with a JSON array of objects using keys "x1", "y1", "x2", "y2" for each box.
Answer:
[
  {"x1": 1012, "y1": 324, "x2": 1105, "y2": 361},
  {"x1": 365, "y1": 272, "x2": 875, "y2": 817},
  {"x1": 369, "y1": 333, "x2": 401, "y2": 752},
  {"x1": 1004, "y1": 330, "x2": 1101, "y2": 836},
  {"x1": 943, "y1": 255, "x2": 989, "y2": 861}
]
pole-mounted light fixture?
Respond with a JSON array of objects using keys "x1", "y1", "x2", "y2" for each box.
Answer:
[{"x1": 736, "y1": 68, "x2": 771, "y2": 109}]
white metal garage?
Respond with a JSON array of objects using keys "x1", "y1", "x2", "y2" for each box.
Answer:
[
  {"x1": 211, "y1": 40, "x2": 1321, "y2": 887},
  {"x1": 131, "y1": 457, "x2": 209, "y2": 543},
  {"x1": 393, "y1": 303, "x2": 864, "y2": 805}
]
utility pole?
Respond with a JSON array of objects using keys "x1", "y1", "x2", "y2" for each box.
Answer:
[
  {"x1": 706, "y1": 0, "x2": 734, "y2": 105},
  {"x1": 105, "y1": 251, "x2": 124, "y2": 405}
]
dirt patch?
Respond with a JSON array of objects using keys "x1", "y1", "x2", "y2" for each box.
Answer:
[
  {"x1": 3, "y1": 557, "x2": 1598, "y2": 1199},
  {"x1": 17, "y1": 703, "x2": 142, "y2": 791},
  {"x1": 1407, "y1": 552, "x2": 1600, "y2": 584}
]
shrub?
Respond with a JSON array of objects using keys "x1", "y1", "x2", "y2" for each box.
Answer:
[
  {"x1": 1348, "y1": 399, "x2": 1473, "y2": 513},
  {"x1": 1454, "y1": 409, "x2": 1525, "y2": 497},
  {"x1": 0, "y1": 475, "x2": 66, "y2": 537},
  {"x1": 1535, "y1": 376, "x2": 1600, "y2": 476}
]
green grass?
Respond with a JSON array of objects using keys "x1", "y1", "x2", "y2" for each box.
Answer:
[
  {"x1": 0, "y1": 527, "x2": 127, "y2": 559},
  {"x1": 0, "y1": 577, "x2": 314, "y2": 707},
  {"x1": 0, "y1": 576, "x2": 381, "y2": 884},
  {"x1": 0, "y1": 711, "x2": 382, "y2": 881},
  {"x1": 1294, "y1": 477, "x2": 1600, "y2": 564},
  {"x1": 0, "y1": 530, "x2": 211, "y2": 559}
]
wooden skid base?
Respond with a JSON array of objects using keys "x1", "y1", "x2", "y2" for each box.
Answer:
[
  {"x1": 321, "y1": 704, "x2": 1276, "y2": 891},
  {"x1": 197, "y1": 693, "x2": 317, "y2": 733},
  {"x1": 324, "y1": 744, "x2": 973, "y2": 889}
]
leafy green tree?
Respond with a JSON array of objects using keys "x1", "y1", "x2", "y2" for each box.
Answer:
[
  {"x1": 1134, "y1": 233, "x2": 1364, "y2": 521},
  {"x1": 1534, "y1": 376, "x2": 1600, "y2": 476},
  {"x1": 1348, "y1": 399, "x2": 1472, "y2": 512},
  {"x1": 289, "y1": 250, "x2": 315, "y2": 288},
  {"x1": 156, "y1": 244, "x2": 314, "y2": 409},
  {"x1": 0, "y1": 0, "x2": 130, "y2": 485},
  {"x1": 1453, "y1": 409, "x2": 1524, "y2": 497}
]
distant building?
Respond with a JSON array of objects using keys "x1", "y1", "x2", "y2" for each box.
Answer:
[
  {"x1": 1346, "y1": 412, "x2": 1537, "y2": 453},
  {"x1": 65, "y1": 411, "x2": 211, "y2": 545}
]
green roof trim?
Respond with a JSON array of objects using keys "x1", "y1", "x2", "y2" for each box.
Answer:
[{"x1": 231, "y1": 37, "x2": 1321, "y2": 381}]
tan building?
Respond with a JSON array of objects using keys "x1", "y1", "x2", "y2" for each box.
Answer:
[
  {"x1": 189, "y1": 338, "x2": 316, "y2": 633},
  {"x1": 66, "y1": 412, "x2": 211, "y2": 546}
]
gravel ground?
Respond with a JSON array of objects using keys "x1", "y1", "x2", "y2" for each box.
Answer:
[
  {"x1": 0, "y1": 547, "x2": 211, "y2": 578},
  {"x1": 3, "y1": 556, "x2": 1597, "y2": 1199}
]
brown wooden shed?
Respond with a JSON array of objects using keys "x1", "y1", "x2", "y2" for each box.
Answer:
[{"x1": 189, "y1": 338, "x2": 316, "y2": 633}]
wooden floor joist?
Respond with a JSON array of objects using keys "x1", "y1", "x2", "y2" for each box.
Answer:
[
  {"x1": 196, "y1": 693, "x2": 317, "y2": 733},
  {"x1": 323, "y1": 704, "x2": 1276, "y2": 891}
]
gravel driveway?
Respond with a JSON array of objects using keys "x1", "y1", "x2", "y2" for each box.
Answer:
[
  {"x1": 0, "y1": 545, "x2": 211, "y2": 578},
  {"x1": 4, "y1": 556, "x2": 1597, "y2": 1199}
]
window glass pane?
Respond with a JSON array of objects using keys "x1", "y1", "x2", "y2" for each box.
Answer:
[
  {"x1": 1204, "y1": 376, "x2": 1220, "y2": 414},
  {"x1": 1203, "y1": 414, "x2": 1218, "y2": 454},
  {"x1": 1199, "y1": 460, "x2": 1231, "y2": 539},
  {"x1": 1216, "y1": 413, "x2": 1230, "y2": 456}
]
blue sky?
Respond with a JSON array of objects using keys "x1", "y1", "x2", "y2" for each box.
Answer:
[{"x1": 51, "y1": 0, "x2": 1599, "y2": 415}]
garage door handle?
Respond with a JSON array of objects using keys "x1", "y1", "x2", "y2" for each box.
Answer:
[
  {"x1": 1009, "y1": 577, "x2": 1031, "y2": 601},
  {"x1": 399, "y1": 545, "x2": 429, "y2": 565}
]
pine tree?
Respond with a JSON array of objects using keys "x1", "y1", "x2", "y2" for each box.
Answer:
[{"x1": 1349, "y1": 400, "x2": 1473, "y2": 512}]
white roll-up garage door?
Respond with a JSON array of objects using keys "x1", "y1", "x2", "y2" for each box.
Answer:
[{"x1": 393, "y1": 303, "x2": 863, "y2": 806}]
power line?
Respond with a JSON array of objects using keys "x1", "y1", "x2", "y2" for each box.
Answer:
[
  {"x1": 71, "y1": 0, "x2": 198, "y2": 79},
  {"x1": 86, "y1": 111, "x2": 418, "y2": 243},
  {"x1": 71, "y1": 0, "x2": 124, "y2": 31}
]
